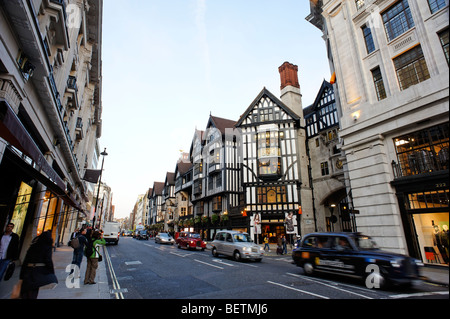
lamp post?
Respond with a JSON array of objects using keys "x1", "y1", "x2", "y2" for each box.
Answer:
[{"x1": 93, "y1": 148, "x2": 108, "y2": 228}]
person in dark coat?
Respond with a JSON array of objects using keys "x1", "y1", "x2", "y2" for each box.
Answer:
[
  {"x1": 70, "y1": 227, "x2": 88, "y2": 276},
  {"x1": 0, "y1": 223, "x2": 20, "y2": 281},
  {"x1": 19, "y1": 231, "x2": 57, "y2": 299}
]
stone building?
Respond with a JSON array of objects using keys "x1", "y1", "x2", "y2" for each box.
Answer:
[
  {"x1": 308, "y1": 0, "x2": 449, "y2": 263},
  {"x1": 0, "y1": 0, "x2": 103, "y2": 259}
]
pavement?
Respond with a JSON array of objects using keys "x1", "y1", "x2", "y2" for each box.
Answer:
[
  {"x1": 0, "y1": 243, "x2": 447, "y2": 299},
  {"x1": 0, "y1": 245, "x2": 110, "y2": 299}
]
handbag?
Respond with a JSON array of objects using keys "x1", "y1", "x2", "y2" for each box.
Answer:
[
  {"x1": 3, "y1": 261, "x2": 15, "y2": 281},
  {"x1": 95, "y1": 246, "x2": 103, "y2": 262}
]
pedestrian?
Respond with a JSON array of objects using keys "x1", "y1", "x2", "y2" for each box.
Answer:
[
  {"x1": 84, "y1": 230, "x2": 105, "y2": 285},
  {"x1": 282, "y1": 235, "x2": 287, "y2": 255},
  {"x1": 276, "y1": 235, "x2": 283, "y2": 255},
  {"x1": 0, "y1": 223, "x2": 20, "y2": 282},
  {"x1": 70, "y1": 227, "x2": 88, "y2": 276},
  {"x1": 15, "y1": 231, "x2": 58, "y2": 299},
  {"x1": 263, "y1": 235, "x2": 270, "y2": 252}
]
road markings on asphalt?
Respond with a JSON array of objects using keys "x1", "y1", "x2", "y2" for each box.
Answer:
[
  {"x1": 286, "y1": 273, "x2": 373, "y2": 299},
  {"x1": 212, "y1": 259, "x2": 235, "y2": 267},
  {"x1": 104, "y1": 246, "x2": 125, "y2": 299},
  {"x1": 125, "y1": 261, "x2": 142, "y2": 266},
  {"x1": 194, "y1": 259, "x2": 224, "y2": 269},
  {"x1": 170, "y1": 252, "x2": 195, "y2": 258},
  {"x1": 389, "y1": 291, "x2": 449, "y2": 299},
  {"x1": 267, "y1": 281, "x2": 330, "y2": 299}
]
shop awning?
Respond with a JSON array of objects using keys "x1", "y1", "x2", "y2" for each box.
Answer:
[{"x1": 1, "y1": 100, "x2": 83, "y2": 212}]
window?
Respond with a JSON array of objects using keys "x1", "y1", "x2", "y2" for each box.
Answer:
[
  {"x1": 257, "y1": 131, "x2": 282, "y2": 178},
  {"x1": 362, "y1": 25, "x2": 376, "y2": 54},
  {"x1": 428, "y1": 0, "x2": 447, "y2": 14},
  {"x1": 257, "y1": 186, "x2": 287, "y2": 204},
  {"x1": 371, "y1": 67, "x2": 387, "y2": 100},
  {"x1": 438, "y1": 28, "x2": 449, "y2": 66},
  {"x1": 355, "y1": 0, "x2": 365, "y2": 10},
  {"x1": 212, "y1": 196, "x2": 222, "y2": 211},
  {"x1": 260, "y1": 108, "x2": 273, "y2": 122},
  {"x1": 382, "y1": 0, "x2": 415, "y2": 42},
  {"x1": 393, "y1": 123, "x2": 449, "y2": 177},
  {"x1": 321, "y1": 162, "x2": 329, "y2": 176},
  {"x1": 394, "y1": 45, "x2": 430, "y2": 90}
]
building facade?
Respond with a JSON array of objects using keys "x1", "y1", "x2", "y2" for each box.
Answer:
[
  {"x1": 308, "y1": 0, "x2": 449, "y2": 264},
  {"x1": 0, "y1": 0, "x2": 103, "y2": 260}
]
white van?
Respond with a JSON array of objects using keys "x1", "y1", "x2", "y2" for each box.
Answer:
[{"x1": 103, "y1": 221, "x2": 120, "y2": 245}]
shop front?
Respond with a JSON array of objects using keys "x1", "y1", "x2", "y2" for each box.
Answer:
[{"x1": 391, "y1": 123, "x2": 449, "y2": 266}]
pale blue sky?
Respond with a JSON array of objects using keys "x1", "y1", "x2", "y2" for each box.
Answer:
[{"x1": 100, "y1": 0, "x2": 330, "y2": 218}]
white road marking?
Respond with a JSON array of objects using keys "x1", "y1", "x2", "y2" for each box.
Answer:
[
  {"x1": 194, "y1": 259, "x2": 224, "y2": 269},
  {"x1": 267, "y1": 281, "x2": 330, "y2": 299}
]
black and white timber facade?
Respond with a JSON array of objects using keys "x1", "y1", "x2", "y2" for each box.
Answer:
[{"x1": 235, "y1": 88, "x2": 302, "y2": 243}]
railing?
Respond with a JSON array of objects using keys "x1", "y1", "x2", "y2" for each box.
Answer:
[{"x1": 392, "y1": 148, "x2": 449, "y2": 178}]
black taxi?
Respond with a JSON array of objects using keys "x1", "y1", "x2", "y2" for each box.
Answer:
[{"x1": 292, "y1": 232, "x2": 423, "y2": 288}]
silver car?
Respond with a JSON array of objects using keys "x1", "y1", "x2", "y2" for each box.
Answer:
[
  {"x1": 211, "y1": 231, "x2": 263, "y2": 262},
  {"x1": 155, "y1": 232, "x2": 175, "y2": 245}
]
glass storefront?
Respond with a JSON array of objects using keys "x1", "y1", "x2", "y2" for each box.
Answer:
[
  {"x1": 392, "y1": 123, "x2": 449, "y2": 266},
  {"x1": 413, "y1": 212, "x2": 449, "y2": 265}
]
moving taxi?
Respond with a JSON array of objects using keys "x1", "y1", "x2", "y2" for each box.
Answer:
[
  {"x1": 292, "y1": 232, "x2": 423, "y2": 288},
  {"x1": 176, "y1": 232, "x2": 206, "y2": 251},
  {"x1": 211, "y1": 231, "x2": 264, "y2": 262}
]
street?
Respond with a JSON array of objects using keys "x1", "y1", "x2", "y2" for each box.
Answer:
[{"x1": 103, "y1": 237, "x2": 448, "y2": 300}]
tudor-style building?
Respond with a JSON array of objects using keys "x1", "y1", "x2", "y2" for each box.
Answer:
[
  {"x1": 235, "y1": 62, "x2": 311, "y2": 243},
  {"x1": 189, "y1": 115, "x2": 241, "y2": 240},
  {"x1": 148, "y1": 181, "x2": 164, "y2": 227}
]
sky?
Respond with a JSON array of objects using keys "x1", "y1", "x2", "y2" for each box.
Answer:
[{"x1": 100, "y1": 0, "x2": 331, "y2": 219}]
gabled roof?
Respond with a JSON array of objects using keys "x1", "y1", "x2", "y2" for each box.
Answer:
[
  {"x1": 207, "y1": 115, "x2": 236, "y2": 135},
  {"x1": 165, "y1": 172, "x2": 175, "y2": 186},
  {"x1": 235, "y1": 87, "x2": 300, "y2": 127},
  {"x1": 304, "y1": 80, "x2": 333, "y2": 116},
  {"x1": 175, "y1": 161, "x2": 192, "y2": 177},
  {"x1": 152, "y1": 182, "x2": 165, "y2": 196}
]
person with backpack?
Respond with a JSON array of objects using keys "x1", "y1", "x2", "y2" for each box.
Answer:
[
  {"x1": 69, "y1": 227, "x2": 88, "y2": 276},
  {"x1": 84, "y1": 230, "x2": 105, "y2": 285}
]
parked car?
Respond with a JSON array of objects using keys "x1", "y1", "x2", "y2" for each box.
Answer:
[
  {"x1": 137, "y1": 230, "x2": 149, "y2": 240},
  {"x1": 155, "y1": 232, "x2": 175, "y2": 245},
  {"x1": 292, "y1": 232, "x2": 423, "y2": 288},
  {"x1": 211, "y1": 230, "x2": 263, "y2": 262},
  {"x1": 176, "y1": 232, "x2": 206, "y2": 251}
]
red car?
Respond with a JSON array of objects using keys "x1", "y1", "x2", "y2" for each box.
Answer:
[{"x1": 176, "y1": 232, "x2": 206, "y2": 251}]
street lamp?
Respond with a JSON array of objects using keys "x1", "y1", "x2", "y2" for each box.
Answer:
[{"x1": 93, "y1": 148, "x2": 108, "y2": 228}]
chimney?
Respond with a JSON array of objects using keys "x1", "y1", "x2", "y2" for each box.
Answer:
[
  {"x1": 279, "y1": 62, "x2": 300, "y2": 90},
  {"x1": 279, "y1": 62, "x2": 302, "y2": 117}
]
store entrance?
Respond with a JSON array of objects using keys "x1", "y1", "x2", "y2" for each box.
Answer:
[{"x1": 261, "y1": 223, "x2": 285, "y2": 244}]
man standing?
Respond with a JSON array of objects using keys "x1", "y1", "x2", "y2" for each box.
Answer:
[
  {"x1": 70, "y1": 227, "x2": 88, "y2": 277},
  {"x1": 0, "y1": 223, "x2": 20, "y2": 281}
]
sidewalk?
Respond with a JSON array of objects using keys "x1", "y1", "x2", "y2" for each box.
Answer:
[{"x1": 0, "y1": 245, "x2": 110, "y2": 299}]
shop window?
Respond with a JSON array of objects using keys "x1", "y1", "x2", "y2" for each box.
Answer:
[
  {"x1": 393, "y1": 45, "x2": 430, "y2": 91},
  {"x1": 36, "y1": 191, "x2": 60, "y2": 236}
]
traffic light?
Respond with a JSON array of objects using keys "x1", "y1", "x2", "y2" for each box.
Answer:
[{"x1": 340, "y1": 203, "x2": 350, "y2": 221}]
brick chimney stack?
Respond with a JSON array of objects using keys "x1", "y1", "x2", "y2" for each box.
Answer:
[
  {"x1": 279, "y1": 61, "x2": 300, "y2": 90},
  {"x1": 278, "y1": 61, "x2": 302, "y2": 117}
]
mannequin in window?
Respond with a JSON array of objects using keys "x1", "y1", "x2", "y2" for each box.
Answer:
[{"x1": 434, "y1": 224, "x2": 449, "y2": 264}]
